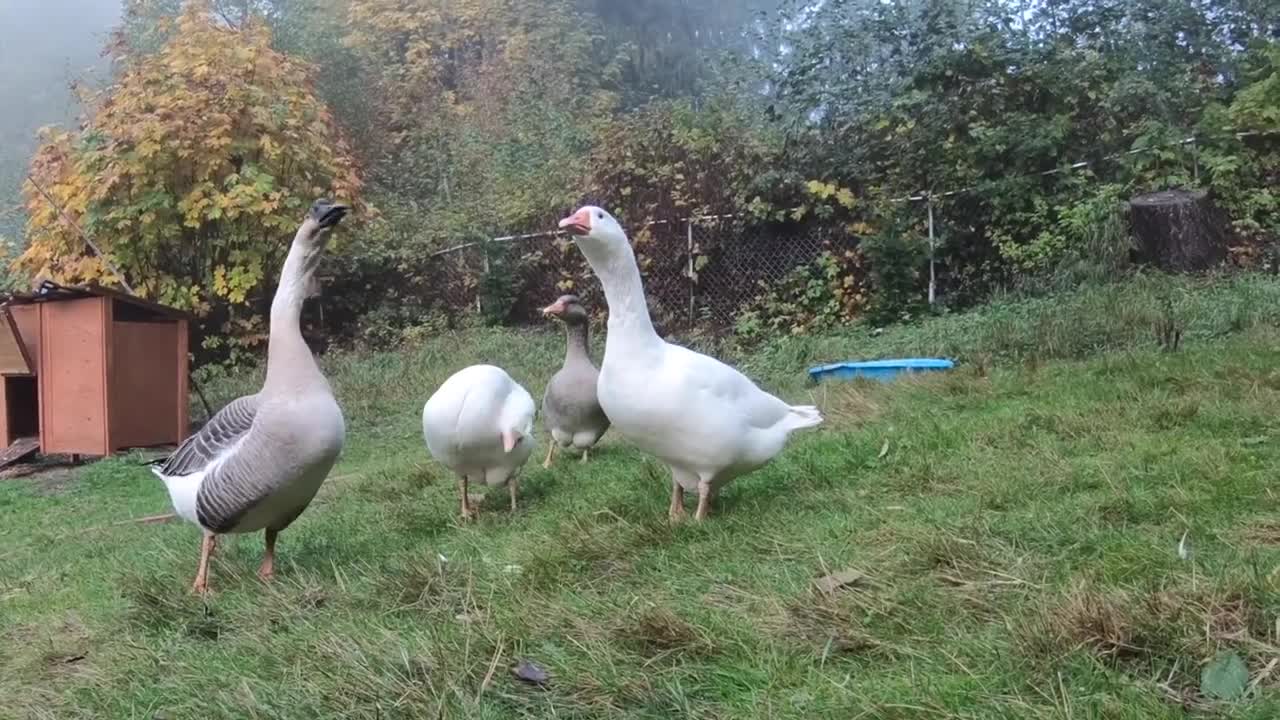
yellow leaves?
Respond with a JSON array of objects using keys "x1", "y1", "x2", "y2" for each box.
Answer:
[
  {"x1": 806, "y1": 180, "x2": 857, "y2": 208},
  {"x1": 17, "y1": 0, "x2": 363, "y2": 334},
  {"x1": 258, "y1": 134, "x2": 280, "y2": 158},
  {"x1": 212, "y1": 265, "x2": 228, "y2": 296},
  {"x1": 806, "y1": 180, "x2": 836, "y2": 199},
  {"x1": 211, "y1": 263, "x2": 262, "y2": 304}
]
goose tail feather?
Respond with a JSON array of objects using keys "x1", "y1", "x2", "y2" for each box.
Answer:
[{"x1": 782, "y1": 405, "x2": 823, "y2": 432}]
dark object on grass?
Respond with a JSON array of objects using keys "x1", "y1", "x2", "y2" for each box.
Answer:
[
  {"x1": 1200, "y1": 650, "x2": 1248, "y2": 700},
  {"x1": 1130, "y1": 189, "x2": 1227, "y2": 272},
  {"x1": 511, "y1": 658, "x2": 550, "y2": 687}
]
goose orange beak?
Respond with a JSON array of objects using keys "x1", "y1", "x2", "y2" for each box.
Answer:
[
  {"x1": 558, "y1": 208, "x2": 591, "y2": 236},
  {"x1": 541, "y1": 299, "x2": 566, "y2": 316}
]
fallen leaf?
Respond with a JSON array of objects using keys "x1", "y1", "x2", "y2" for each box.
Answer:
[
  {"x1": 878, "y1": 439, "x2": 890, "y2": 459},
  {"x1": 511, "y1": 658, "x2": 550, "y2": 686},
  {"x1": 814, "y1": 568, "x2": 868, "y2": 595},
  {"x1": 1201, "y1": 651, "x2": 1247, "y2": 700}
]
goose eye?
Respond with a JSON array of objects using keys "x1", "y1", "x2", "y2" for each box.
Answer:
[{"x1": 597, "y1": 211, "x2": 604, "y2": 219}]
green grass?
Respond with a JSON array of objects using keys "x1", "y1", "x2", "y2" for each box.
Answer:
[
  {"x1": 4, "y1": 275, "x2": 1280, "y2": 718},
  {"x1": 742, "y1": 271, "x2": 1280, "y2": 373}
]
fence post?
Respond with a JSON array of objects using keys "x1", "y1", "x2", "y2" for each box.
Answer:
[
  {"x1": 927, "y1": 196, "x2": 937, "y2": 306},
  {"x1": 477, "y1": 240, "x2": 490, "y2": 315},
  {"x1": 1192, "y1": 136, "x2": 1200, "y2": 185},
  {"x1": 687, "y1": 217, "x2": 695, "y2": 325}
]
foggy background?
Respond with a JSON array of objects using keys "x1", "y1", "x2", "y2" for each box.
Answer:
[{"x1": 0, "y1": 0, "x2": 121, "y2": 241}]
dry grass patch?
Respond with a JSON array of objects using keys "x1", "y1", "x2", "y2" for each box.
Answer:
[
  {"x1": 816, "y1": 382, "x2": 884, "y2": 430},
  {"x1": 1236, "y1": 519, "x2": 1280, "y2": 546},
  {"x1": 1018, "y1": 581, "x2": 1280, "y2": 703},
  {"x1": 781, "y1": 600, "x2": 886, "y2": 658},
  {"x1": 612, "y1": 603, "x2": 718, "y2": 661}
]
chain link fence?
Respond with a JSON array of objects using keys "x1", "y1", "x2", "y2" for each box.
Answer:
[{"x1": 419, "y1": 214, "x2": 860, "y2": 335}]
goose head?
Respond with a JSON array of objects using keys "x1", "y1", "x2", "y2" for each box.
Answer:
[
  {"x1": 499, "y1": 395, "x2": 536, "y2": 454},
  {"x1": 541, "y1": 294, "x2": 588, "y2": 325},
  {"x1": 296, "y1": 198, "x2": 349, "y2": 248},
  {"x1": 287, "y1": 199, "x2": 349, "y2": 297},
  {"x1": 559, "y1": 205, "x2": 628, "y2": 256}
]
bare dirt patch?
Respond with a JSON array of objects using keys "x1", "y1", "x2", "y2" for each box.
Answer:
[{"x1": 0, "y1": 456, "x2": 86, "y2": 495}]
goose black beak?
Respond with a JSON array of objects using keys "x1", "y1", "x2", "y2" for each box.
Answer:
[{"x1": 310, "y1": 199, "x2": 350, "y2": 229}]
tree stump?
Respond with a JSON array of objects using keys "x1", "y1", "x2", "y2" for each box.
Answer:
[{"x1": 1129, "y1": 189, "x2": 1227, "y2": 272}]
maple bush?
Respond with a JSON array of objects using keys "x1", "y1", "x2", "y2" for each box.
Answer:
[
  {"x1": 18, "y1": 0, "x2": 361, "y2": 357},
  {"x1": 588, "y1": 97, "x2": 793, "y2": 227},
  {"x1": 342, "y1": 0, "x2": 606, "y2": 236}
]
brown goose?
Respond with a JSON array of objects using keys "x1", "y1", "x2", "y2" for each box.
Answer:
[
  {"x1": 540, "y1": 294, "x2": 610, "y2": 467},
  {"x1": 150, "y1": 200, "x2": 349, "y2": 593}
]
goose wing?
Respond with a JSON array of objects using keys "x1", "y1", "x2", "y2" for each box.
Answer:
[
  {"x1": 152, "y1": 394, "x2": 260, "y2": 477},
  {"x1": 668, "y1": 345, "x2": 794, "y2": 429}
]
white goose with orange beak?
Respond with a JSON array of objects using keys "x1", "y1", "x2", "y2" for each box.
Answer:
[
  {"x1": 559, "y1": 205, "x2": 823, "y2": 521},
  {"x1": 422, "y1": 364, "x2": 536, "y2": 519}
]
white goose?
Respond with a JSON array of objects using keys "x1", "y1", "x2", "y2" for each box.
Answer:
[
  {"x1": 422, "y1": 365, "x2": 536, "y2": 519},
  {"x1": 559, "y1": 206, "x2": 823, "y2": 521},
  {"x1": 150, "y1": 199, "x2": 349, "y2": 593}
]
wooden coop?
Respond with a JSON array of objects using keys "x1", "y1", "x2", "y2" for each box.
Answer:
[{"x1": 0, "y1": 282, "x2": 190, "y2": 464}]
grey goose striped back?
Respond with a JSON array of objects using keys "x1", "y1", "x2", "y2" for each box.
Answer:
[{"x1": 154, "y1": 395, "x2": 259, "y2": 477}]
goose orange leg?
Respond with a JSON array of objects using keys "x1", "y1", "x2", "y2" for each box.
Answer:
[
  {"x1": 192, "y1": 531, "x2": 217, "y2": 595},
  {"x1": 258, "y1": 529, "x2": 278, "y2": 582},
  {"x1": 508, "y1": 477, "x2": 520, "y2": 512},
  {"x1": 542, "y1": 442, "x2": 555, "y2": 468}
]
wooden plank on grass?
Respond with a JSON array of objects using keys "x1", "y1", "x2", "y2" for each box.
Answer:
[{"x1": 0, "y1": 437, "x2": 39, "y2": 471}]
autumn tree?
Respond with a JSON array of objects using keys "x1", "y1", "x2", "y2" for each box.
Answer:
[
  {"x1": 343, "y1": 0, "x2": 610, "y2": 237},
  {"x1": 18, "y1": 0, "x2": 361, "y2": 354}
]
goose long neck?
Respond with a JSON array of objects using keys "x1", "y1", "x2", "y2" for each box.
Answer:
[
  {"x1": 265, "y1": 230, "x2": 323, "y2": 390},
  {"x1": 563, "y1": 320, "x2": 590, "y2": 364},
  {"x1": 579, "y1": 239, "x2": 659, "y2": 346}
]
